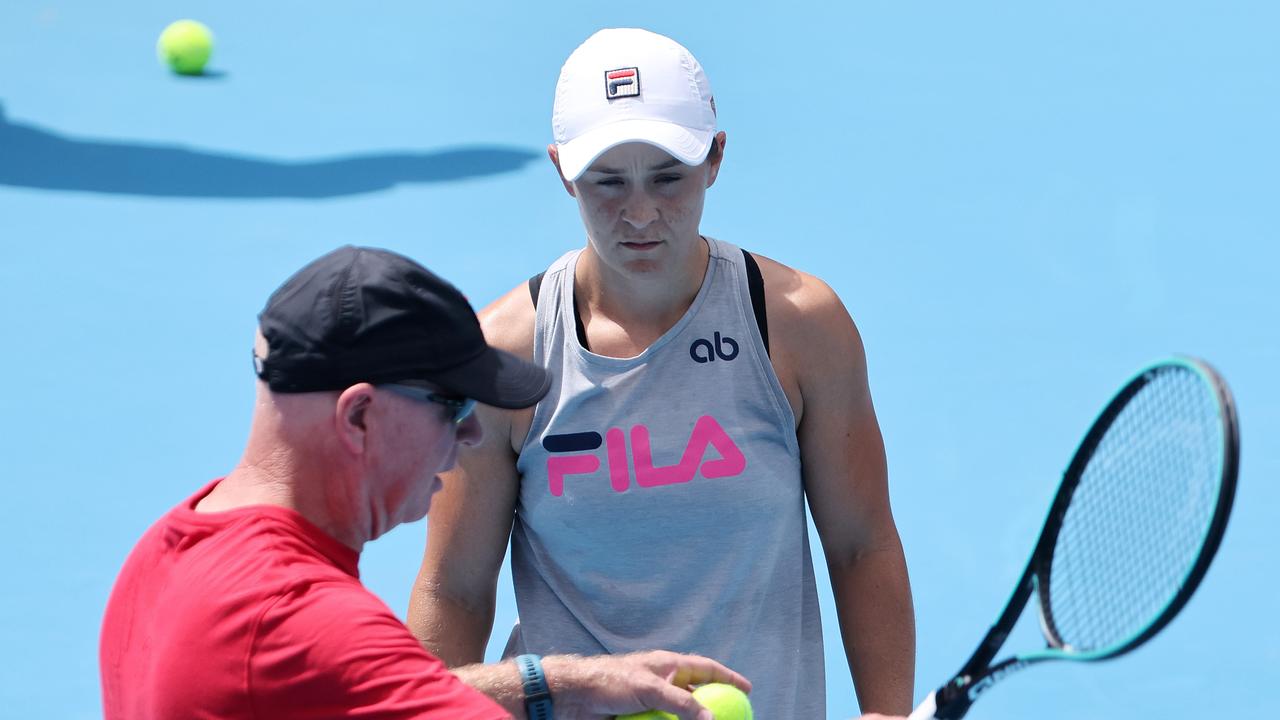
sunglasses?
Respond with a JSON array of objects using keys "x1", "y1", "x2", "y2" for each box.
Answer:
[{"x1": 380, "y1": 384, "x2": 477, "y2": 424}]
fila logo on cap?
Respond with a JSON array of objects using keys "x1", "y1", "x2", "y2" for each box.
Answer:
[{"x1": 605, "y1": 67, "x2": 640, "y2": 99}]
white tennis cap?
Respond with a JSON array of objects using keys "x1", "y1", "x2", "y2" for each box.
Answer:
[{"x1": 552, "y1": 28, "x2": 717, "y2": 181}]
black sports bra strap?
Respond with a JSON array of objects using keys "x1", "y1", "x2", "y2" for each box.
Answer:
[
  {"x1": 742, "y1": 249, "x2": 770, "y2": 356},
  {"x1": 527, "y1": 271, "x2": 546, "y2": 306},
  {"x1": 528, "y1": 270, "x2": 588, "y2": 348}
]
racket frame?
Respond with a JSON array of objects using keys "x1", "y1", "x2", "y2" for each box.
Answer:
[{"x1": 922, "y1": 357, "x2": 1239, "y2": 720}]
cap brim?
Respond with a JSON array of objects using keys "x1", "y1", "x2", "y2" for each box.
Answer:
[
  {"x1": 427, "y1": 346, "x2": 551, "y2": 410},
  {"x1": 557, "y1": 119, "x2": 713, "y2": 181}
]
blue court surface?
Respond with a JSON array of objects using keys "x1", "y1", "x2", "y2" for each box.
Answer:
[{"x1": 2, "y1": 2, "x2": 1276, "y2": 717}]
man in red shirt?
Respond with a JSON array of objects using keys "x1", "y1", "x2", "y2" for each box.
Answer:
[{"x1": 100, "y1": 246, "x2": 751, "y2": 720}]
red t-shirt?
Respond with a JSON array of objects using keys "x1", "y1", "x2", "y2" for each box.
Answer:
[{"x1": 100, "y1": 480, "x2": 509, "y2": 720}]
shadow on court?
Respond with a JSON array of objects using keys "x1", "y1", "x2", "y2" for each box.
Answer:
[{"x1": 0, "y1": 103, "x2": 539, "y2": 199}]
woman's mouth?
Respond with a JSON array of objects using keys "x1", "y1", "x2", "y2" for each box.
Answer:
[{"x1": 621, "y1": 241, "x2": 661, "y2": 251}]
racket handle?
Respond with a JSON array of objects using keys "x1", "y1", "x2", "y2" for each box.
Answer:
[{"x1": 907, "y1": 690, "x2": 939, "y2": 720}]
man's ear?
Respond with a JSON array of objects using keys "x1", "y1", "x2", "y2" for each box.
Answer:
[
  {"x1": 706, "y1": 131, "x2": 727, "y2": 189},
  {"x1": 548, "y1": 144, "x2": 577, "y2": 197},
  {"x1": 334, "y1": 384, "x2": 376, "y2": 456}
]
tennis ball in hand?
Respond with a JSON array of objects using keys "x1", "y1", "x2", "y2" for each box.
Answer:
[
  {"x1": 617, "y1": 683, "x2": 752, "y2": 720},
  {"x1": 157, "y1": 20, "x2": 214, "y2": 75},
  {"x1": 691, "y1": 683, "x2": 753, "y2": 720}
]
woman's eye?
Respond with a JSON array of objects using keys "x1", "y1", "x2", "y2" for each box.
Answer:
[
  {"x1": 596, "y1": 178, "x2": 624, "y2": 187},
  {"x1": 655, "y1": 175, "x2": 682, "y2": 184}
]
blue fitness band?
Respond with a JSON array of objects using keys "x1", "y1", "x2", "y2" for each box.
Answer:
[{"x1": 515, "y1": 653, "x2": 553, "y2": 720}]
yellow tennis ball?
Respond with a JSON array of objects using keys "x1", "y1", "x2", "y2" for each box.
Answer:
[
  {"x1": 157, "y1": 20, "x2": 214, "y2": 75},
  {"x1": 618, "y1": 684, "x2": 752, "y2": 720},
  {"x1": 691, "y1": 683, "x2": 753, "y2": 720}
]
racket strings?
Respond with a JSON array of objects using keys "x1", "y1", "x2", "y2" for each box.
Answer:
[{"x1": 1045, "y1": 366, "x2": 1224, "y2": 653}]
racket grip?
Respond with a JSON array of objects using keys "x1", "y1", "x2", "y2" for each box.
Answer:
[{"x1": 907, "y1": 690, "x2": 939, "y2": 720}]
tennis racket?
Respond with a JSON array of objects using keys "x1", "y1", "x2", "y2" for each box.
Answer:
[{"x1": 908, "y1": 356, "x2": 1240, "y2": 720}]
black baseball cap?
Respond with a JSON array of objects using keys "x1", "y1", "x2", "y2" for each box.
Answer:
[{"x1": 254, "y1": 245, "x2": 550, "y2": 408}]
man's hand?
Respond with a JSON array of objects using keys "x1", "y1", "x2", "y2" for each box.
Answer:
[{"x1": 543, "y1": 650, "x2": 752, "y2": 720}]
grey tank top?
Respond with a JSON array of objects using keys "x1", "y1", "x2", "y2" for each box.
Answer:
[{"x1": 509, "y1": 237, "x2": 825, "y2": 719}]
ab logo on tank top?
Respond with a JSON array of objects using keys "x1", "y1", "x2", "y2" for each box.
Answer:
[
  {"x1": 541, "y1": 415, "x2": 746, "y2": 497},
  {"x1": 689, "y1": 331, "x2": 738, "y2": 363}
]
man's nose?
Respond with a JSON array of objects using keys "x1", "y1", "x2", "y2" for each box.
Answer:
[{"x1": 455, "y1": 412, "x2": 483, "y2": 447}]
